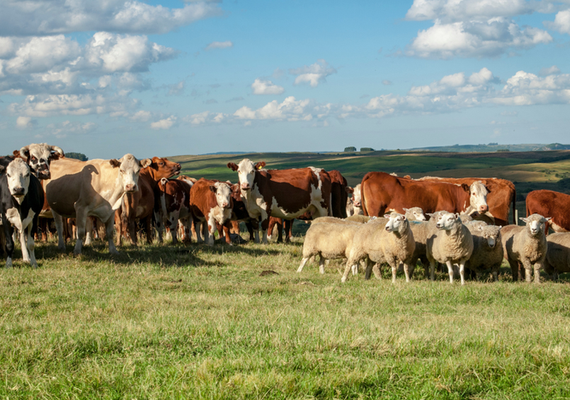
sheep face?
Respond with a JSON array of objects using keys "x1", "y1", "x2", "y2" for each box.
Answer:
[
  {"x1": 520, "y1": 214, "x2": 550, "y2": 236},
  {"x1": 479, "y1": 225, "x2": 501, "y2": 248},
  {"x1": 435, "y1": 211, "x2": 459, "y2": 231},
  {"x1": 404, "y1": 207, "x2": 426, "y2": 221},
  {"x1": 384, "y1": 213, "x2": 407, "y2": 233}
]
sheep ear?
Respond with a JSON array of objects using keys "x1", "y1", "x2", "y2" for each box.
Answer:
[
  {"x1": 402, "y1": 215, "x2": 407, "y2": 221},
  {"x1": 520, "y1": 217, "x2": 528, "y2": 223}
]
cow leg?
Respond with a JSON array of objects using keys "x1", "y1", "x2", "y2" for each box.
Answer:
[
  {"x1": 52, "y1": 210, "x2": 66, "y2": 251},
  {"x1": 285, "y1": 220, "x2": 293, "y2": 243},
  {"x1": 103, "y1": 215, "x2": 119, "y2": 255},
  {"x1": 143, "y1": 216, "x2": 153, "y2": 244},
  {"x1": 85, "y1": 217, "x2": 93, "y2": 246},
  {"x1": 24, "y1": 220, "x2": 38, "y2": 268},
  {"x1": 260, "y1": 216, "x2": 269, "y2": 244},
  {"x1": 207, "y1": 218, "x2": 216, "y2": 246},
  {"x1": 4, "y1": 222, "x2": 14, "y2": 268},
  {"x1": 73, "y1": 208, "x2": 88, "y2": 255},
  {"x1": 114, "y1": 210, "x2": 123, "y2": 246}
]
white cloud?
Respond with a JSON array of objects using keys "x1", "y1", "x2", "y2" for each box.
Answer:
[
  {"x1": 16, "y1": 116, "x2": 34, "y2": 129},
  {"x1": 131, "y1": 110, "x2": 152, "y2": 122},
  {"x1": 547, "y1": 9, "x2": 570, "y2": 34},
  {"x1": 151, "y1": 116, "x2": 177, "y2": 129},
  {"x1": 492, "y1": 71, "x2": 570, "y2": 105},
  {"x1": 290, "y1": 60, "x2": 336, "y2": 87},
  {"x1": 406, "y1": 0, "x2": 533, "y2": 23},
  {"x1": 407, "y1": 18, "x2": 552, "y2": 58},
  {"x1": 539, "y1": 65, "x2": 561, "y2": 76},
  {"x1": 251, "y1": 79, "x2": 285, "y2": 95},
  {"x1": 167, "y1": 80, "x2": 185, "y2": 96},
  {"x1": 0, "y1": 1, "x2": 222, "y2": 36},
  {"x1": 183, "y1": 111, "x2": 226, "y2": 125},
  {"x1": 205, "y1": 41, "x2": 233, "y2": 50},
  {"x1": 234, "y1": 96, "x2": 313, "y2": 121}
]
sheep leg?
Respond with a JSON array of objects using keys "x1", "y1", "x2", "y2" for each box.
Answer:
[
  {"x1": 403, "y1": 263, "x2": 411, "y2": 283},
  {"x1": 364, "y1": 260, "x2": 373, "y2": 280},
  {"x1": 446, "y1": 261, "x2": 454, "y2": 283},
  {"x1": 297, "y1": 257, "x2": 309, "y2": 273},
  {"x1": 459, "y1": 261, "x2": 465, "y2": 285},
  {"x1": 508, "y1": 259, "x2": 520, "y2": 281},
  {"x1": 351, "y1": 264, "x2": 358, "y2": 275},
  {"x1": 341, "y1": 260, "x2": 354, "y2": 283},
  {"x1": 533, "y1": 262, "x2": 542, "y2": 284},
  {"x1": 522, "y1": 260, "x2": 534, "y2": 283},
  {"x1": 318, "y1": 255, "x2": 326, "y2": 274},
  {"x1": 372, "y1": 263, "x2": 382, "y2": 279},
  {"x1": 429, "y1": 261, "x2": 437, "y2": 281},
  {"x1": 391, "y1": 263, "x2": 397, "y2": 283}
]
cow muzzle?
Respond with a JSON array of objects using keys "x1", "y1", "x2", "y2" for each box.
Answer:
[
  {"x1": 11, "y1": 187, "x2": 25, "y2": 197},
  {"x1": 240, "y1": 183, "x2": 250, "y2": 190},
  {"x1": 479, "y1": 205, "x2": 488, "y2": 213},
  {"x1": 125, "y1": 184, "x2": 138, "y2": 193}
]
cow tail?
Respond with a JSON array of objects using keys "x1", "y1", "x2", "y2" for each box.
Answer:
[{"x1": 361, "y1": 177, "x2": 369, "y2": 217}]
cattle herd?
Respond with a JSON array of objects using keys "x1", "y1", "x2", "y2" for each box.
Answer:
[{"x1": 1, "y1": 142, "x2": 570, "y2": 284}]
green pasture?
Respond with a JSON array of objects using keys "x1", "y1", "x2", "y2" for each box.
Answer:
[{"x1": 2, "y1": 238, "x2": 570, "y2": 399}]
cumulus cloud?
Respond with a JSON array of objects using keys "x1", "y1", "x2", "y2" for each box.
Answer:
[
  {"x1": 45, "y1": 120, "x2": 97, "y2": 138},
  {"x1": 183, "y1": 111, "x2": 226, "y2": 125},
  {"x1": 251, "y1": 78, "x2": 285, "y2": 95},
  {"x1": 16, "y1": 116, "x2": 35, "y2": 129},
  {"x1": 0, "y1": 0, "x2": 222, "y2": 36},
  {"x1": 151, "y1": 116, "x2": 177, "y2": 130},
  {"x1": 167, "y1": 80, "x2": 185, "y2": 96},
  {"x1": 539, "y1": 65, "x2": 561, "y2": 76},
  {"x1": 404, "y1": 0, "x2": 552, "y2": 59},
  {"x1": 290, "y1": 60, "x2": 336, "y2": 87},
  {"x1": 205, "y1": 41, "x2": 233, "y2": 50},
  {"x1": 547, "y1": 9, "x2": 570, "y2": 34},
  {"x1": 234, "y1": 96, "x2": 313, "y2": 121}
]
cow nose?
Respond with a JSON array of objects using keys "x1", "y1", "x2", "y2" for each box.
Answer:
[
  {"x1": 241, "y1": 183, "x2": 250, "y2": 190},
  {"x1": 125, "y1": 184, "x2": 136, "y2": 192},
  {"x1": 479, "y1": 205, "x2": 488, "y2": 212},
  {"x1": 13, "y1": 187, "x2": 25, "y2": 195}
]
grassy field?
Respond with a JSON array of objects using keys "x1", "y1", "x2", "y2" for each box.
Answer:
[{"x1": 2, "y1": 237, "x2": 570, "y2": 399}]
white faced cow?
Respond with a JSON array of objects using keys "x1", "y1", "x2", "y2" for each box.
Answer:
[
  {"x1": 44, "y1": 154, "x2": 151, "y2": 255},
  {"x1": 0, "y1": 158, "x2": 44, "y2": 267},
  {"x1": 189, "y1": 179, "x2": 233, "y2": 246},
  {"x1": 227, "y1": 159, "x2": 331, "y2": 244},
  {"x1": 13, "y1": 143, "x2": 64, "y2": 180}
]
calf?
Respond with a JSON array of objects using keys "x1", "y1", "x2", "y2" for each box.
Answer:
[
  {"x1": 0, "y1": 158, "x2": 44, "y2": 267},
  {"x1": 155, "y1": 178, "x2": 193, "y2": 244},
  {"x1": 189, "y1": 179, "x2": 232, "y2": 246}
]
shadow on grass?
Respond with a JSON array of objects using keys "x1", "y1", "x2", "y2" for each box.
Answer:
[{"x1": 31, "y1": 239, "x2": 283, "y2": 268}]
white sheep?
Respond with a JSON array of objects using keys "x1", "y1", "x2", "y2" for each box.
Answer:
[
  {"x1": 500, "y1": 213, "x2": 550, "y2": 283},
  {"x1": 545, "y1": 232, "x2": 570, "y2": 280},
  {"x1": 297, "y1": 221, "x2": 362, "y2": 274},
  {"x1": 403, "y1": 207, "x2": 427, "y2": 221},
  {"x1": 465, "y1": 224, "x2": 503, "y2": 281},
  {"x1": 427, "y1": 211, "x2": 474, "y2": 285},
  {"x1": 343, "y1": 213, "x2": 416, "y2": 283}
]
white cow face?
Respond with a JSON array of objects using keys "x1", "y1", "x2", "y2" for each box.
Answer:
[
  {"x1": 384, "y1": 212, "x2": 407, "y2": 233},
  {"x1": 353, "y1": 184, "x2": 362, "y2": 207},
  {"x1": 469, "y1": 181, "x2": 489, "y2": 214},
  {"x1": 213, "y1": 182, "x2": 232, "y2": 209},
  {"x1": 521, "y1": 214, "x2": 550, "y2": 236},
  {"x1": 16, "y1": 143, "x2": 64, "y2": 180},
  {"x1": 5, "y1": 158, "x2": 31, "y2": 204},
  {"x1": 227, "y1": 158, "x2": 265, "y2": 191},
  {"x1": 435, "y1": 211, "x2": 459, "y2": 230},
  {"x1": 403, "y1": 207, "x2": 426, "y2": 221},
  {"x1": 110, "y1": 154, "x2": 152, "y2": 193}
]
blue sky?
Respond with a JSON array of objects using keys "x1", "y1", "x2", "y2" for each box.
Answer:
[{"x1": 1, "y1": 0, "x2": 570, "y2": 159}]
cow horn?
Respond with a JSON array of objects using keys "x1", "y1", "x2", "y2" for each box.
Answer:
[{"x1": 50, "y1": 145, "x2": 64, "y2": 156}]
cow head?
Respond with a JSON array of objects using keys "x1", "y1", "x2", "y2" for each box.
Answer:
[
  {"x1": 467, "y1": 181, "x2": 489, "y2": 214},
  {"x1": 0, "y1": 158, "x2": 31, "y2": 204},
  {"x1": 352, "y1": 184, "x2": 362, "y2": 207},
  {"x1": 109, "y1": 154, "x2": 152, "y2": 193},
  {"x1": 210, "y1": 182, "x2": 232, "y2": 210},
  {"x1": 521, "y1": 214, "x2": 550, "y2": 236},
  {"x1": 478, "y1": 225, "x2": 501, "y2": 249},
  {"x1": 227, "y1": 159, "x2": 265, "y2": 191},
  {"x1": 13, "y1": 143, "x2": 64, "y2": 180},
  {"x1": 147, "y1": 156, "x2": 181, "y2": 180}
]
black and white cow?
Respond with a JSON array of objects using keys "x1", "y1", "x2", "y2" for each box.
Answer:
[
  {"x1": 0, "y1": 158, "x2": 44, "y2": 267},
  {"x1": 13, "y1": 143, "x2": 64, "y2": 180}
]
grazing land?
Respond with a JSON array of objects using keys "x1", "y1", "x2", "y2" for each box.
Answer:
[
  {"x1": 2, "y1": 149, "x2": 570, "y2": 399},
  {"x1": 1, "y1": 239, "x2": 570, "y2": 399}
]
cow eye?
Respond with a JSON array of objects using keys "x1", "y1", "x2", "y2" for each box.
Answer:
[
  {"x1": 159, "y1": 162, "x2": 164, "y2": 166},
  {"x1": 31, "y1": 156, "x2": 37, "y2": 162},
  {"x1": 6, "y1": 174, "x2": 10, "y2": 178}
]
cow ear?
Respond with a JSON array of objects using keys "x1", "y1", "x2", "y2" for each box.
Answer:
[
  {"x1": 210, "y1": 185, "x2": 217, "y2": 193},
  {"x1": 13, "y1": 150, "x2": 22, "y2": 159},
  {"x1": 461, "y1": 183, "x2": 470, "y2": 192},
  {"x1": 0, "y1": 165, "x2": 4, "y2": 173},
  {"x1": 140, "y1": 158, "x2": 152, "y2": 168},
  {"x1": 109, "y1": 159, "x2": 121, "y2": 168},
  {"x1": 18, "y1": 146, "x2": 30, "y2": 160},
  {"x1": 255, "y1": 161, "x2": 266, "y2": 170},
  {"x1": 227, "y1": 162, "x2": 238, "y2": 171},
  {"x1": 345, "y1": 187, "x2": 353, "y2": 194}
]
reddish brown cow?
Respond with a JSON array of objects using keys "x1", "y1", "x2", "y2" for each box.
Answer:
[
  {"x1": 221, "y1": 184, "x2": 259, "y2": 244},
  {"x1": 227, "y1": 159, "x2": 331, "y2": 243},
  {"x1": 526, "y1": 190, "x2": 570, "y2": 233},
  {"x1": 189, "y1": 179, "x2": 233, "y2": 246},
  {"x1": 155, "y1": 178, "x2": 193, "y2": 244},
  {"x1": 418, "y1": 176, "x2": 516, "y2": 225},
  {"x1": 361, "y1": 172, "x2": 489, "y2": 217},
  {"x1": 115, "y1": 156, "x2": 181, "y2": 245}
]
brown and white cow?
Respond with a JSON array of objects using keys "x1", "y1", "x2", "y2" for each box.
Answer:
[
  {"x1": 417, "y1": 176, "x2": 515, "y2": 225},
  {"x1": 526, "y1": 190, "x2": 570, "y2": 233},
  {"x1": 13, "y1": 143, "x2": 64, "y2": 180},
  {"x1": 221, "y1": 183, "x2": 260, "y2": 243},
  {"x1": 329, "y1": 169, "x2": 349, "y2": 218},
  {"x1": 189, "y1": 178, "x2": 232, "y2": 246},
  {"x1": 227, "y1": 159, "x2": 331, "y2": 244},
  {"x1": 115, "y1": 156, "x2": 181, "y2": 245},
  {"x1": 346, "y1": 183, "x2": 363, "y2": 217},
  {"x1": 155, "y1": 177, "x2": 193, "y2": 244},
  {"x1": 361, "y1": 172, "x2": 489, "y2": 218},
  {"x1": 44, "y1": 154, "x2": 151, "y2": 255}
]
